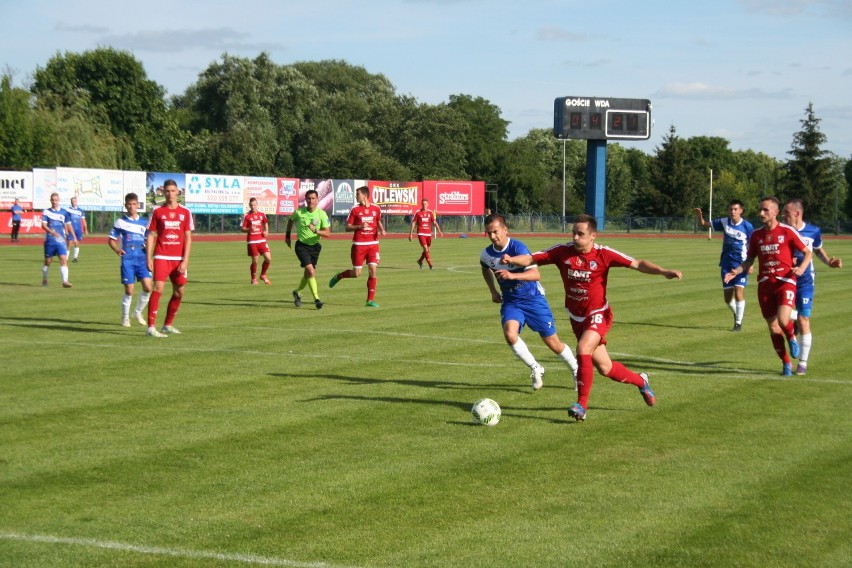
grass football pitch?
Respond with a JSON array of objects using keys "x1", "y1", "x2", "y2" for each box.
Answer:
[{"x1": 1, "y1": 234, "x2": 850, "y2": 568}]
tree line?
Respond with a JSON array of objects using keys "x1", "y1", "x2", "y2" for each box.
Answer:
[{"x1": 2, "y1": 47, "x2": 849, "y2": 223}]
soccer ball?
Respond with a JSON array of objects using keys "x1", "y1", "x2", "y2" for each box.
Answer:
[{"x1": 471, "y1": 398, "x2": 501, "y2": 426}]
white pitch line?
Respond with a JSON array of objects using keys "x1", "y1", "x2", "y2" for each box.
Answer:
[{"x1": 0, "y1": 532, "x2": 359, "y2": 568}]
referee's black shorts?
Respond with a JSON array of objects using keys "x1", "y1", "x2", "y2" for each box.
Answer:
[{"x1": 295, "y1": 241, "x2": 322, "y2": 268}]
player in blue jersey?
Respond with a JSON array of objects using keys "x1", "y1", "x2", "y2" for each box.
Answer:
[
  {"x1": 782, "y1": 199, "x2": 843, "y2": 375},
  {"x1": 480, "y1": 214, "x2": 578, "y2": 391},
  {"x1": 695, "y1": 200, "x2": 754, "y2": 331},
  {"x1": 41, "y1": 192, "x2": 76, "y2": 288},
  {"x1": 108, "y1": 193, "x2": 153, "y2": 327},
  {"x1": 66, "y1": 196, "x2": 88, "y2": 263}
]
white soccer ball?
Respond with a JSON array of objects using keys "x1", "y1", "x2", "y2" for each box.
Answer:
[{"x1": 471, "y1": 398, "x2": 501, "y2": 426}]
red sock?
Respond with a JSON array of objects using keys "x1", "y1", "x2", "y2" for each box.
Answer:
[
  {"x1": 250, "y1": 262, "x2": 257, "y2": 279},
  {"x1": 338, "y1": 269, "x2": 355, "y2": 280},
  {"x1": 783, "y1": 320, "x2": 795, "y2": 340},
  {"x1": 367, "y1": 277, "x2": 377, "y2": 301},
  {"x1": 148, "y1": 290, "x2": 162, "y2": 327},
  {"x1": 606, "y1": 361, "x2": 644, "y2": 387},
  {"x1": 165, "y1": 296, "x2": 182, "y2": 327},
  {"x1": 770, "y1": 333, "x2": 790, "y2": 363},
  {"x1": 577, "y1": 354, "x2": 594, "y2": 408},
  {"x1": 261, "y1": 260, "x2": 270, "y2": 276},
  {"x1": 425, "y1": 252, "x2": 432, "y2": 267}
]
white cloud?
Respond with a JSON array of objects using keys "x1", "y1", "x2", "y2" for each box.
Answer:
[
  {"x1": 654, "y1": 82, "x2": 793, "y2": 99},
  {"x1": 100, "y1": 28, "x2": 285, "y2": 53},
  {"x1": 537, "y1": 26, "x2": 589, "y2": 42}
]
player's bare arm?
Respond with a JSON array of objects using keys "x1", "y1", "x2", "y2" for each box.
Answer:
[
  {"x1": 631, "y1": 259, "x2": 683, "y2": 280},
  {"x1": 481, "y1": 266, "x2": 502, "y2": 303},
  {"x1": 791, "y1": 248, "x2": 812, "y2": 277},
  {"x1": 500, "y1": 253, "x2": 534, "y2": 266},
  {"x1": 179, "y1": 231, "x2": 192, "y2": 274},
  {"x1": 815, "y1": 246, "x2": 843, "y2": 268},
  {"x1": 724, "y1": 257, "x2": 754, "y2": 284},
  {"x1": 494, "y1": 265, "x2": 541, "y2": 282},
  {"x1": 694, "y1": 208, "x2": 711, "y2": 229}
]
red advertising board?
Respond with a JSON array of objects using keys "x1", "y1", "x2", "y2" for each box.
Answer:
[
  {"x1": 1, "y1": 211, "x2": 42, "y2": 234},
  {"x1": 423, "y1": 180, "x2": 485, "y2": 215}
]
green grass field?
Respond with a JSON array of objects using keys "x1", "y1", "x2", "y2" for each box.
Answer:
[{"x1": 1, "y1": 234, "x2": 850, "y2": 568}]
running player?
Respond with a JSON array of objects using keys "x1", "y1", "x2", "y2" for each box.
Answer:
[
  {"x1": 725, "y1": 197, "x2": 811, "y2": 375},
  {"x1": 481, "y1": 214, "x2": 578, "y2": 391},
  {"x1": 328, "y1": 185, "x2": 385, "y2": 308},
  {"x1": 108, "y1": 193, "x2": 152, "y2": 327},
  {"x1": 146, "y1": 179, "x2": 194, "y2": 337},
  {"x1": 503, "y1": 214, "x2": 682, "y2": 421},
  {"x1": 781, "y1": 198, "x2": 843, "y2": 375},
  {"x1": 694, "y1": 200, "x2": 753, "y2": 331},
  {"x1": 409, "y1": 198, "x2": 443, "y2": 269},
  {"x1": 241, "y1": 197, "x2": 272, "y2": 285},
  {"x1": 66, "y1": 196, "x2": 88, "y2": 263},
  {"x1": 41, "y1": 192, "x2": 76, "y2": 288}
]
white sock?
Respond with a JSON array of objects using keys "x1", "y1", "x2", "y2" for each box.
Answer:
[
  {"x1": 60, "y1": 265, "x2": 69, "y2": 282},
  {"x1": 800, "y1": 333, "x2": 812, "y2": 363},
  {"x1": 42, "y1": 265, "x2": 48, "y2": 279},
  {"x1": 135, "y1": 292, "x2": 151, "y2": 314},
  {"x1": 559, "y1": 345, "x2": 578, "y2": 373},
  {"x1": 735, "y1": 301, "x2": 745, "y2": 324},
  {"x1": 791, "y1": 309, "x2": 799, "y2": 321},
  {"x1": 510, "y1": 337, "x2": 538, "y2": 368},
  {"x1": 122, "y1": 294, "x2": 132, "y2": 318},
  {"x1": 73, "y1": 247, "x2": 79, "y2": 260},
  {"x1": 727, "y1": 299, "x2": 736, "y2": 315}
]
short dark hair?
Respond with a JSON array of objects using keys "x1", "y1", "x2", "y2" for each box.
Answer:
[
  {"x1": 356, "y1": 185, "x2": 369, "y2": 197},
  {"x1": 760, "y1": 196, "x2": 780, "y2": 210},
  {"x1": 484, "y1": 213, "x2": 506, "y2": 228},
  {"x1": 163, "y1": 179, "x2": 178, "y2": 189},
  {"x1": 124, "y1": 192, "x2": 138, "y2": 203},
  {"x1": 574, "y1": 213, "x2": 597, "y2": 232},
  {"x1": 728, "y1": 199, "x2": 744, "y2": 209},
  {"x1": 305, "y1": 189, "x2": 318, "y2": 199}
]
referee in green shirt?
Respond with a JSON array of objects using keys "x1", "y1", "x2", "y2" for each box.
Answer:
[{"x1": 286, "y1": 189, "x2": 332, "y2": 309}]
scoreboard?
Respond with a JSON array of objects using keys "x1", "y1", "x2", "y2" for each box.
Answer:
[{"x1": 553, "y1": 96, "x2": 651, "y2": 141}]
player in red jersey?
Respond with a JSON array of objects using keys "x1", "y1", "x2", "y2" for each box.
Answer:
[
  {"x1": 328, "y1": 185, "x2": 386, "y2": 307},
  {"x1": 145, "y1": 179, "x2": 194, "y2": 337},
  {"x1": 503, "y1": 214, "x2": 682, "y2": 421},
  {"x1": 409, "y1": 198, "x2": 443, "y2": 269},
  {"x1": 241, "y1": 197, "x2": 272, "y2": 285},
  {"x1": 724, "y1": 196, "x2": 811, "y2": 375}
]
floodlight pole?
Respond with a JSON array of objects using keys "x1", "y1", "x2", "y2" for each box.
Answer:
[{"x1": 562, "y1": 140, "x2": 567, "y2": 233}]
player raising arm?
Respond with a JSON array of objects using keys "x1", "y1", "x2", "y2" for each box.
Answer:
[
  {"x1": 724, "y1": 196, "x2": 811, "y2": 375},
  {"x1": 503, "y1": 214, "x2": 681, "y2": 422}
]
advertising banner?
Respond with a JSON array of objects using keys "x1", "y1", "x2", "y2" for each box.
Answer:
[
  {"x1": 276, "y1": 178, "x2": 300, "y2": 215},
  {"x1": 0, "y1": 171, "x2": 33, "y2": 208},
  {"x1": 123, "y1": 171, "x2": 148, "y2": 212},
  {"x1": 56, "y1": 167, "x2": 126, "y2": 211},
  {"x1": 244, "y1": 176, "x2": 278, "y2": 214},
  {"x1": 330, "y1": 179, "x2": 364, "y2": 216},
  {"x1": 33, "y1": 168, "x2": 57, "y2": 210},
  {"x1": 297, "y1": 179, "x2": 334, "y2": 215},
  {"x1": 368, "y1": 180, "x2": 422, "y2": 215},
  {"x1": 185, "y1": 173, "x2": 245, "y2": 214},
  {"x1": 1, "y1": 211, "x2": 41, "y2": 235},
  {"x1": 146, "y1": 172, "x2": 187, "y2": 208},
  {"x1": 423, "y1": 180, "x2": 485, "y2": 215}
]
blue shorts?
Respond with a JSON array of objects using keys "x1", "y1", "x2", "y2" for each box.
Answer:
[
  {"x1": 501, "y1": 296, "x2": 557, "y2": 338},
  {"x1": 721, "y1": 266, "x2": 748, "y2": 289},
  {"x1": 72, "y1": 228, "x2": 84, "y2": 241},
  {"x1": 796, "y1": 280, "x2": 814, "y2": 316},
  {"x1": 44, "y1": 241, "x2": 68, "y2": 258},
  {"x1": 121, "y1": 256, "x2": 152, "y2": 285}
]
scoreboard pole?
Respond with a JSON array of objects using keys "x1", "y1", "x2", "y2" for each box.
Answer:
[{"x1": 585, "y1": 140, "x2": 607, "y2": 231}]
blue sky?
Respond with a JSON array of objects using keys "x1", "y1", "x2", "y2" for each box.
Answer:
[{"x1": 2, "y1": 0, "x2": 851, "y2": 160}]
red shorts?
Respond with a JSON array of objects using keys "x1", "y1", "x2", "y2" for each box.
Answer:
[
  {"x1": 153, "y1": 258, "x2": 188, "y2": 285},
  {"x1": 351, "y1": 243, "x2": 380, "y2": 267},
  {"x1": 569, "y1": 306, "x2": 613, "y2": 345},
  {"x1": 418, "y1": 235, "x2": 432, "y2": 247},
  {"x1": 247, "y1": 241, "x2": 270, "y2": 257},
  {"x1": 757, "y1": 279, "x2": 796, "y2": 319}
]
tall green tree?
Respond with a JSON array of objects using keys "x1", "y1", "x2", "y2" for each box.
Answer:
[
  {"x1": 647, "y1": 126, "x2": 702, "y2": 215},
  {"x1": 446, "y1": 94, "x2": 508, "y2": 180},
  {"x1": 32, "y1": 47, "x2": 180, "y2": 170},
  {"x1": 782, "y1": 102, "x2": 834, "y2": 219},
  {"x1": 0, "y1": 74, "x2": 35, "y2": 168}
]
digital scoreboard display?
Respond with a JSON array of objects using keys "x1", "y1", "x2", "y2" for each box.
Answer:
[{"x1": 553, "y1": 97, "x2": 652, "y2": 141}]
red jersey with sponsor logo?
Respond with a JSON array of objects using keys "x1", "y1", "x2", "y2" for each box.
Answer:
[
  {"x1": 347, "y1": 204, "x2": 382, "y2": 245},
  {"x1": 241, "y1": 211, "x2": 268, "y2": 244},
  {"x1": 532, "y1": 242, "x2": 634, "y2": 320},
  {"x1": 149, "y1": 205, "x2": 194, "y2": 260},
  {"x1": 413, "y1": 209, "x2": 436, "y2": 236},
  {"x1": 747, "y1": 223, "x2": 808, "y2": 285}
]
